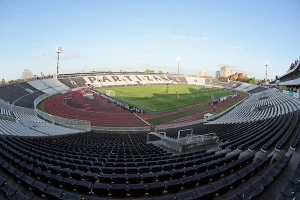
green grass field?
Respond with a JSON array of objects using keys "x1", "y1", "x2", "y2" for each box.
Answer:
[{"x1": 96, "y1": 85, "x2": 235, "y2": 114}]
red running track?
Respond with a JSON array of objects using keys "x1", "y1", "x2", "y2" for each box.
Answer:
[{"x1": 43, "y1": 90, "x2": 148, "y2": 127}]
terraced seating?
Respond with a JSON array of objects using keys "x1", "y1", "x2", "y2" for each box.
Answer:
[
  {"x1": 275, "y1": 159, "x2": 300, "y2": 199},
  {"x1": 28, "y1": 79, "x2": 70, "y2": 95},
  {"x1": 14, "y1": 112, "x2": 83, "y2": 135},
  {"x1": 0, "y1": 84, "x2": 29, "y2": 104},
  {"x1": 0, "y1": 108, "x2": 11, "y2": 116},
  {"x1": 208, "y1": 89, "x2": 300, "y2": 124},
  {"x1": 0, "y1": 132, "x2": 266, "y2": 199},
  {"x1": 229, "y1": 155, "x2": 292, "y2": 199},
  {"x1": 3, "y1": 129, "x2": 298, "y2": 199},
  {"x1": 248, "y1": 86, "x2": 268, "y2": 94},
  {"x1": 0, "y1": 119, "x2": 45, "y2": 136},
  {"x1": 14, "y1": 92, "x2": 42, "y2": 108}
]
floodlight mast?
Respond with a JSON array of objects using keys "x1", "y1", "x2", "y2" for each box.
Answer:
[
  {"x1": 55, "y1": 47, "x2": 63, "y2": 75},
  {"x1": 265, "y1": 60, "x2": 268, "y2": 84},
  {"x1": 177, "y1": 57, "x2": 181, "y2": 74}
]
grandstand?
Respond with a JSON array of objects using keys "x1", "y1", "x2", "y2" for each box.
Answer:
[{"x1": 0, "y1": 70, "x2": 299, "y2": 200}]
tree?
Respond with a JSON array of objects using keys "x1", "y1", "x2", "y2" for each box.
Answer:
[
  {"x1": 1, "y1": 79, "x2": 5, "y2": 85},
  {"x1": 158, "y1": 70, "x2": 163, "y2": 73},
  {"x1": 249, "y1": 78, "x2": 258, "y2": 85},
  {"x1": 8, "y1": 80, "x2": 17, "y2": 84},
  {"x1": 145, "y1": 69, "x2": 154, "y2": 73}
]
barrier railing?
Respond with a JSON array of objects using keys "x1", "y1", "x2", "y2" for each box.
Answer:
[
  {"x1": 34, "y1": 94, "x2": 91, "y2": 132},
  {"x1": 92, "y1": 126, "x2": 150, "y2": 132}
]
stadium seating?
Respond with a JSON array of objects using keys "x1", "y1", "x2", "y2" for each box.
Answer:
[
  {"x1": 14, "y1": 112, "x2": 83, "y2": 135},
  {"x1": 0, "y1": 73, "x2": 299, "y2": 199},
  {"x1": 0, "y1": 84, "x2": 31, "y2": 104},
  {"x1": 0, "y1": 108, "x2": 11, "y2": 116},
  {"x1": 28, "y1": 79, "x2": 69, "y2": 95}
]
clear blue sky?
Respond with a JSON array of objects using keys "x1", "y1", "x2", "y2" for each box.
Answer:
[{"x1": 0, "y1": 0, "x2": 299, "y2": 81}]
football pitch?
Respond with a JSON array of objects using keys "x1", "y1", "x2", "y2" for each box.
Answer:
[{"x1": 96, "y1": 85, "x2": 236, "y2": 113}]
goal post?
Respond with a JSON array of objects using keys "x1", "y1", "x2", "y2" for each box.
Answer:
[{"x1": 106, "y1": 90, "x2": 115, "y2": 97}]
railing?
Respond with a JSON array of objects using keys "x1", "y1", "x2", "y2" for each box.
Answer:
[
  {"x1": 92, "y1": 126, "x2": 150, "y2": 132},
  {"x1": 34, "y1": 94, "x2": 91, "y2": 132}
]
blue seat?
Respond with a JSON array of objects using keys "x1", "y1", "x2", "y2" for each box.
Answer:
[
  {"x1": 75, "y1": 180, "x2": 92, "y2": 194},
  {"x1": 127, "y1": 174, "x2": 141, "y2": 184},
  {"x1": 20, "y1": 175, "x2": 34, "y2": 189},
  {"x1": 1, "y1": 183, "x2": 17, "y2": 199},
  {"x1": 157, "y1": 171, "x2": 171, "y2": 182},
  {"x1": 212, "y1": 179, "x2": 231, "y2": 195},
  {"x1": 44, "y1": 186, "x2": 63, "y2": 200},
  {"x1": 179, "y1": 176, "x2": 198, "y2": 189},
  {"x1": 281, "y1": 182, "x2": 300, "y2": 197},
  {"x1": 110, "y1": 184, "x2": 127, "y2": 197},
  {"x1": 176, "y1": 190, "x2": 198, "y2": 200},
  {"x1": 61, "y1": 191, "x2": 82, "y2": 200},
  {"x1": 165, "y1": 179, "x2": 182, "y2": 193},
  {"x1": 98, "y1": 174, "x2": 111, "y2": 183},
  {"x1": 31, "y1": 180, "x2": 47, "y2": 196},
  {"x1": 93, "y1": 183, "x2": 110, "y2": 196},
  {"x1": 169, "y1": 169, "x2": 184, "y2": 179},
  {"x1": 128, "y1": 183, "x2": 146, "y2": 197},
  {"x1": 146, "y1": 182, "x2": 164, "y2": 196},
  {"x1": 142, "y1": 173, "x2": 156, "y2": 183},
  {"x1": 61, "y1": 178, "x2": 77, "y2": 191},
  {"x1": 194, "y1": 172, "x2": 210, "y2": 185},
  {"x1": 12, "y1": 191, "x2": 30, "y2": 200},
  {"x1": 195, "y1": 185, "x2": 216, "y2": 199}
]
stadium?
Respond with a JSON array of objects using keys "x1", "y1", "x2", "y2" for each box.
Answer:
[
  {"x1": 1, "y1": 1, "x2": 300, "y2": 200},
  {"x1": 0, "y1": 60, "x2": 300, "y2": 200}
]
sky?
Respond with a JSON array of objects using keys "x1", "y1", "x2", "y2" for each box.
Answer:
[{"x1": 0, "y1": 0, "x2": 299, "y2": 81}]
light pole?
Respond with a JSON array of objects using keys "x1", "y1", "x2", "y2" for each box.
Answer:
[
  {"x1": 177, "y1": 57, "x2": 181, "y2": 74},
  {"x1": 265, "y1": 60, "x2": 268, "y2": 85},
  {"x1": 56, "y1": 47, "x2": 63, "y2": 75}
]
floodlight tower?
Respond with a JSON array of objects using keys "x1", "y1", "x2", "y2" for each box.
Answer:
[
  {"x1": 177, "y1": 57, "x2": 181, "y2": 74},
  {"x1": 55, "y1": 47, "x2": 63, "y2": 75},
  {"x1": 265, "y1": 60, "x2": 268, "y2": 84}
]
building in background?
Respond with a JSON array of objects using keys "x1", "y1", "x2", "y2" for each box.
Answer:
[
  {"x1": 220, "y1": 66, "x2": 232, "y2": 77},
  {"x1": 198, "y1": 70, "x2": 206, "y2": 77},
  {"x1": 216, "y1": 70, "x2": 220, "y2": 79}
]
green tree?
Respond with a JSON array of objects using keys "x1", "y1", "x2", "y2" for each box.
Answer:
[
  {"x1": 158, "y1": 70, "x2": 163, "y2": 73},
  {"x1": 249, "y1": 78, "x2": 258, "y2": 85},
  {"x1": 145, "y1": 69, "x2": 154, "y2": 73}
]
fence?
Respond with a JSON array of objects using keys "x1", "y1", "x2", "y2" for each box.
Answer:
[{"x1": 34, "y1": 94, "x2": 91, "y2": 131}]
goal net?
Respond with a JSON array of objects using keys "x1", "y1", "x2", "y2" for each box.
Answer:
[{"x1": 106, "y1": 90, "x2": 115, "y2": 97}]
